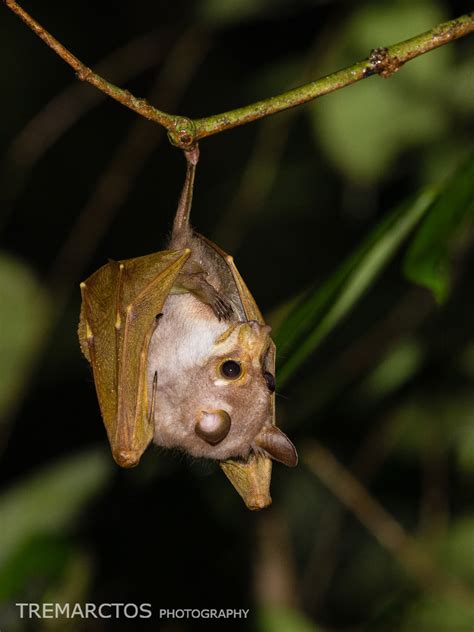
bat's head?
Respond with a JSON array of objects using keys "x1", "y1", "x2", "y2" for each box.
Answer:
[{"x1": 150, "y1": 313, "x2": 297, "y2": 467}]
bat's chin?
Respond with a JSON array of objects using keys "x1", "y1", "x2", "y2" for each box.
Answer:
[
  {"x1": 185, "y1": 418, "x2": 262, "y2": 462},
  {"x1": 186, "y1": 441, "x2": 253, "y2": 462}
]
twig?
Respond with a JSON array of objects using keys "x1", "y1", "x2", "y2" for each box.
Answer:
[
  {"x1": 301, "y1": 411, "x2": 410, "y2": 613},
  {"x1": 303, "y1": 440, "x2": 474, "y2": 610},
  {"x1": 194, "y1": 12, "x2": 474, "y2": 140},
  {"x1": 0, "y1": 28, "x2": 208, "y2": 458},
  {"x1": 0, "y1": 28, "x2": 173, "y2": 232},
  {"x1": 4, "y1": 29, "x2": 171, "y2": 174},
  {"x1": 418, "y1": 416, "x2": 449, "y2": 537},
  {"x1": 47, "y1": 27, "x2": 209, "y2": 298},
  {"x1": 254, "y1": 512, "x2": 300, "y2": 610},
  {"x1": 299, "y1": 289, "x2": 433, "y2": 611},
  {"x1": 4, "y1": 1, "x2": 474, "y2": 148},
  {"x1": 3, "y1": 0, "x2": 191, "y2": 141}
]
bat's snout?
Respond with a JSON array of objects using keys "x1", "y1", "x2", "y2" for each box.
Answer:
[{"x1": 195, "y1": 410, "x2": 231, "y2": 445}]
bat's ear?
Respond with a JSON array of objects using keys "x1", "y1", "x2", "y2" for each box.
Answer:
[{"x1": 255, "y1": 426, "x2": 298, "y2": 467}]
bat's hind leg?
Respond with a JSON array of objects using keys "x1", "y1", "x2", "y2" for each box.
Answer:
[{"x1": 177, "y1": 271, "x2": 233, "y2": 321}]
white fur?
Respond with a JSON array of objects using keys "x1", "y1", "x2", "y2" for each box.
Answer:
[
  {"x1": 148, "y1": 293, "x2": 227, "y2": 384},
  {"x1": 147, "y1": 291, "x2": 273, "y2": 460}
]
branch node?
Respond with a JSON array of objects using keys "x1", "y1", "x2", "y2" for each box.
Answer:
[
  {"x1": 167, "y1": 117, "x2": 197, "y2": 149},
  {"x1": 365, "y1": 47, "x2": 403, "y2": 79},
  {"x1": 76, "y1": 67, "x2": 93, "y2": 82}
]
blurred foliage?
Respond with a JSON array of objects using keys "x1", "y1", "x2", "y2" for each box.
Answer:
[
  {"x1": 0, "y1": 253, "x2": 50, "y2": 421},
  {"x1": 312, "y1": 0, "x2": 473, "y2": 184},
  {"x1": 358, "y1": 337, "x2": 424, "y2": 399},
  {"x1": 274, "y1": 187, "x2": 436, "y2": 384},
  {"x1": 404, "y1": 151, "x2": 474, "y2": 302},
  {"x1": 0, "y1": 449, "x2": 111, "y2": 569},
  {"x1": 258, "y1": 606, "x2": 323, "y2": 632},
  {"x1": 199, "y1": 0, "x2": 268, "y2": 25},
  {"x1": 398, "y1": 595, "x2": 474, "y2": 632},
  {"x1": 1, "y1": 0, "x2": 473, "y2": 631}
]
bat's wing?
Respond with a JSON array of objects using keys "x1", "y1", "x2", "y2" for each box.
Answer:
[
  {"x1": 198, "y1": 235, "x2": 275, "y2": 510},
  {"x1": 79, "y1": 248, "x2": 191, "y2": 468},
  {"x1": 219, "y1": 455, "x2": 272, "y2": 510}
]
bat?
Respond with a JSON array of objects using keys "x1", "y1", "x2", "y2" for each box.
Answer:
[{"x1": 78, "y1": 145, "x2": 297, "y2": 510}]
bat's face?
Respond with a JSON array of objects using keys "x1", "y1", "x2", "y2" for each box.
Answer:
[{"x1": 148, "y1": 295, "x2": 296, "y2": 466}]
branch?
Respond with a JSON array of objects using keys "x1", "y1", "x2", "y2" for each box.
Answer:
[
  {"x1": 4, "y1": 1, "x2": 474, "y2": 148},
  {"x1": 0, "y1": 27, "x2": 208, "y2": 457},
  {"x1": 6, "y1": 29, "x2": 170, "y2": 170},
  {"x1": 303, "y1": 440, "x2": 474, "y2": 610},
  {"x1": 194, "y1": 12, "x2": 474, "y2": 140},
  {"x1": 3, "y1": 0, "x2": 195, "y2": 144},
  {"x1": 0, "y1": 29, "x2": 172, "y2": 234}
]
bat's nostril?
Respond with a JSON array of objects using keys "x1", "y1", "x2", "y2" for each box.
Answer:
[{"x1": 195, "y1": 410, "x2": 231, "y2": 445}]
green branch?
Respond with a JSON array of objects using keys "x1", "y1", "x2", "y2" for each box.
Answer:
[{"x1": 4, "y1": 1, "x2": 474, "y2": 149}]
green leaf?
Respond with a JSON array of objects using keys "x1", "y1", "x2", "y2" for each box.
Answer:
[
  {"x1": 312, "y1": 1, "x2": 449, "y2": 182},
  {"x1": 451, "y1": 399, "x2": 474, "y2": 475},
  {"x1": 0, "y1": 449, "x2": 112, "y2": 567},
  {"x1": 358, "y1": 338, "x2": 424, "y2": 400},
  {"x1": 0, "y1": 534, "x2": 73, "y2": 600},
  {"x1": 440, "y1": 515, "x2": 474, "y2": 583},
  {"x1": 0, "y1": 252, "x2": 50, "y2": 420},
  {"x1": 347, "y1": 1, "x2": 446, "y2": 59},
  {"x1": 274, "y1": 188, "x2": 436, "y2": 385},
  {"x1": 456, "y1": 424, "x2": 474, "y2": 476},
  {"x1": 399, "y1": 595, "x2": 474, "y2": 631},
  {"x1": 403, "y1": 152, "x2": 474, "y2": 303},
  {"x1": 43, "y1": 550, "x2": 94, "y2": 614},
  {"x1": 258, "y1": 606, "x2": 324, "y2": 632},
  {"x1": 198, "y1": 0, "x2": 269, "y2": 25},
  {"x1": 314, "y1": 79, "x2": 446, "y2": 183}
]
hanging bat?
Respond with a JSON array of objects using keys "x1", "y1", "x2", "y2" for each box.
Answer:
[{"x1": 78, "y1": 145, "x2": 297, "y2": 510}]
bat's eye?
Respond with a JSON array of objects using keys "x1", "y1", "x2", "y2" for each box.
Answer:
[
  {"x1": 263, "y1": 371, "x2": 275, "y2": 393},
  {"x1": 220, "y1": 360, "x2": 242, "y2": 379}
]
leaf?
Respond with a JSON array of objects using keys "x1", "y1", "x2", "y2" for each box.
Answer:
[
  {"x1": 399, "y1": 595, "x2": 474, "y2": 631},
  {"x1": 358, "y1": 338, "x2": 423, "y2": 400},
  {"x1": 347, "y1": 1, "x2": 446, "y2": 61},
  {"x1": 312, "y1": 1, "x2": 449, "y2": 182},
  {"x1": 386, "y1": 392, "x2": 474, "y2": 465},
  {"x1": 450, "y1": 398, "x2": 474, "y2": 475},
  {"x1": 0, "y1": 448, "x2": 112, "y2": 567},
  {"x1": 198, "y1": 0, "x2": 269, "y2": 25},
  {"x1": 0, "y1": 534, "x2": 72, "y2": 600},
  {"x1": 274, "y1": 188, "x2": 436, "y2": 385},
  {"x1": 439, "y1": 515, "x2": 474, "y2": 583},
  {"x1": 0, "y1": 252, "x2": 50, "y2": 420},
  {"x1": 258, "y1": 606, "x2": 324, "y2": 632},
  {"x1": 314, "y1": 80, "x2": 446, "y2": 183},
  {"x1": 403, "y1": 152, "x2": 474, "y2": 303}
]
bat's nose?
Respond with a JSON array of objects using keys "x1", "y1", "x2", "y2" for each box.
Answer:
[{"x1": 195, "y1": 410, "x2": 231, "y2": 445}]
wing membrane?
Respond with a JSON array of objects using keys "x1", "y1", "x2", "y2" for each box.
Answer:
[{"x1": 79, "y1": 248, "x2": 191, "y2": 467}]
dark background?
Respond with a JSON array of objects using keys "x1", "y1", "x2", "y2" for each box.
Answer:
[{"x1": 1, "y1": 1, "x2": 474, "y2": 630}]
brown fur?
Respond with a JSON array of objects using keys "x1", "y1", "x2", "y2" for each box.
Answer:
[
  {"x1": 148, "y1": 292, "x2": 274, "y2": 460},
  {"x1": 147, "y1": 148, "x2": 295, "y2": 465}
]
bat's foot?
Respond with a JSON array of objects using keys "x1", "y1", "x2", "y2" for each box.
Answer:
[
  {"x1": 213, "y1": 296, "x2": 233, "y2": 321},
  {"x1": 178, "y1": 270, "x2": 233, "y2": 321}
]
